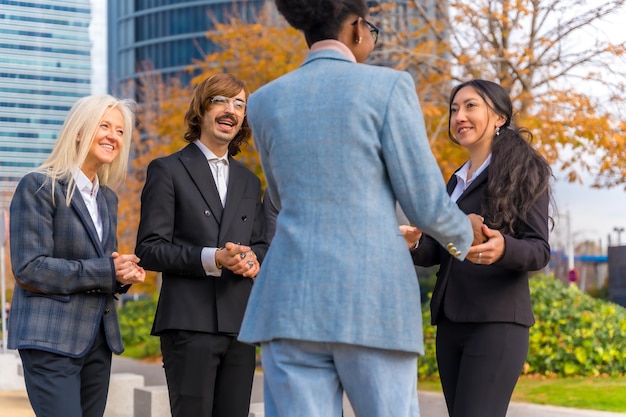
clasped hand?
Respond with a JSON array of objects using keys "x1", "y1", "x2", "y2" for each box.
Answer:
[
  {"x1": 112, "y1": 252, "x2": 146, "y2": 285},
  {"x1": 467, "y1": 223, "x2": 505, "y2": 265},
  {"x1": 216, "y1": 242, "x2": 259, "y2": 279},
  {"x1": 399, "y1": 213, "x2": 504, "y2": 265},
  {"x1": 399, "y1": 213, "x2": 487, "y2": 249}
]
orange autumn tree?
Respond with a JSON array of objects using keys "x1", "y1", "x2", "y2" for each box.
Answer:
[
  {"x1": 114, "y1": 8, "x2": 307, "y2": 291},
  {"x1": 192, "y1": 8, "x2": 308, "y2": 181},
  {"x1": 366, "y1": 1, "x2": 470, "y2": 179},
  {"x1": 378, "y1": 0, "x2": 626, "y2": 186},
  {"x1": 198, "y1": 0, "x2": 626, "y2": 187},
  {"x1": 119, "y1": 0, "x2": 626, "y2": 275},
  {"x1": 187, "y1": 3, "x2": 458, "y2": 179},
  {"x1": 115, "y1": 70, "x2": 193, "y2": 293},
  {"x1": 136, "y1": 6, "x2": 307, "y2": 184}
]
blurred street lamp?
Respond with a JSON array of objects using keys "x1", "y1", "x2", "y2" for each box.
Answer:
[{"x1": 614, "y1": 226, "x2": 625, "y2": 246}]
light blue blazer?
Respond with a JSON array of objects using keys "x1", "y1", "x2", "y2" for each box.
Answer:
[{"x1": 239, "y1": 50, "x2": 473, "y2": 354}]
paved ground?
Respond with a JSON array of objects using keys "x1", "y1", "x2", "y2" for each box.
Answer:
[{"x1": 2, "y1": 356, "x2": 626, "y2": 417}]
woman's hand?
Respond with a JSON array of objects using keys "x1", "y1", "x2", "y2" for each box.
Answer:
[
  {"x1": 112, "y1": 252, "x2": 146, "y2": 285},
  {"x1": 467, "y1": 224, "x2": 505, "y2": 265}
]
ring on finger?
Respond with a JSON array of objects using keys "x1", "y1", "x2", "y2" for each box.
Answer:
[
  {"x1": 240, "y1": 252, "x2": 246, "y2": 259},
  {"x1": 247, "y1": 260, "x2": 254, "y2": 268},
  {"x1": 478, "y1": 252, "x2": 482, "y2": 263}
]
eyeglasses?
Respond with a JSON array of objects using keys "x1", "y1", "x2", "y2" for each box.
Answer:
[
  {"x1": 210, "y1": 95, "x2": 247, "y2": 115},
  {"x1": 351, "y1": 18, "x2": 379, "y2": 45}
]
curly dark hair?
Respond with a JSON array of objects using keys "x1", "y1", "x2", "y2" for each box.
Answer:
[
  {"x1": 183, "y1": 73, "x2": 251, "y2": 156},
  {"x1": 448, "y1": 79, "x2": 554, "y2": 235},
  {"x1": 275, "y1": 0, "x2": 369, "y2": 46}
]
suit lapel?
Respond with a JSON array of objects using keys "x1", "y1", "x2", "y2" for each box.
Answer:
[
  {"x1": 96, "y1": 190, "x2": 113, "y2": 250},
  {"x1": 446, "y1": 175, "x2": 457, "y2": 196},
  {"x1": 69, "y1": 186, "x2": 106, "y2": 257},
  {"x1": 220, "y1": 158, "x2": 246, "y2": 239},
  {"x1": 456, "y1": 169, "x2": 488, "y2": 204},
  {"x1": 180, "y1": 144, "x2": 223, "y2": 223}
]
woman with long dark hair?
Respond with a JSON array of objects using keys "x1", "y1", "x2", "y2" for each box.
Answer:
[{"x1": 404, "y1": 79, "x2": 553, "y2": 417}]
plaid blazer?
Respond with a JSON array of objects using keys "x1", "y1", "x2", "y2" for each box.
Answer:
[{"x1": 8, "y1": 172, "x2": 125, "y2": 357}]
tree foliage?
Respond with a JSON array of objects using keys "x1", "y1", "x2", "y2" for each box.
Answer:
[
  {"x1": 115, "y1": 71, "x2": 193, "y2": 293},
  {"x1": 194, "y1": 8, "x2": 307, "y2": 178},
  {"x1": 172, "y1": 0, "x2": 626, "y2": 185},
  {"x1": 120, "y1": 1, "x2": 626, "y2": 270},
  {"x1": 116, "y1": 6, "x2": 307, "y2": 290},
  {"x1": 376, "y1": 0, "x2": 626, "y2": 185}
]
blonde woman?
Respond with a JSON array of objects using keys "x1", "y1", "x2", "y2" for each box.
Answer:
[{"x1": 8, "y1": 95, "x2": 145, "y2": 417}]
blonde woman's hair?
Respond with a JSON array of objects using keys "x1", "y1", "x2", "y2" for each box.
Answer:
[{"x1": 38, "y1": 95, "x2": 136, "y2": 206}]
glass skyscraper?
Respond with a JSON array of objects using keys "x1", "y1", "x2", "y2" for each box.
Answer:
[
  {"x1": 106, "y1": 0, "x2": 443, "y2": 97},
  {"x1": 107, "y1": 0, "x2": 265, "y2": 97},
  {"x1": 0, "y1": 0, "x2": 91, "y2": 208}
]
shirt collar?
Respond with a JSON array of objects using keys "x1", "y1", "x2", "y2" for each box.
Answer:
[
  {"x1": 72, "y1": 166, "x2": 99, "y2": 196},
  {"x1": 310, "y1": 39, "x2": 357, "y2": 63},
  {"x1": 194, "y1": 140, "x2": 229, "y2": 165},
  {"x1": 455, "y1": 154, "x2": 492, "y2": 184}
]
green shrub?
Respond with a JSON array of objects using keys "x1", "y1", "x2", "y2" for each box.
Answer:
[
  {"x1": 528, "y1": 275, "x2": 626, "y2": 376},
  {"x1": 418, "y1": 274, "x2": 626, "y2": 379},
  {"x1": 418, "y1": 304, "x2": 438, "y2": 379},
  {"x1": 118, "y1": 297, "x2": 161, "y2": 358},
  {"x1": 121, "y1": 275, "x2": 626, "y2": 378}
]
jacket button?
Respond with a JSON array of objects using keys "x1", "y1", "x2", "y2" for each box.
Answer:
[
  {"x1": 204, "y1": 210, "x2": 211, "y2": 217},
  {"x1": 104, "y1": 308, "x2": 110, "y2": 314}
]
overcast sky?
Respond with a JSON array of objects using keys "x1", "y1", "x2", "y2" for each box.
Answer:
[
  {"x1": 87, "y1": 0, "x2": 626, "y2": 249},
  {"x1": 552, "y1": 174, "x2": 626, "y2": 250}
]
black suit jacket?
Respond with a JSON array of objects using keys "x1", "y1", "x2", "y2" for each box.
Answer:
[
  {"x1": 136, "y1": 143, "x2": 268, "y2": 335},
  {"x1": 411, "y1": 167, "x2": 550, "y2": 327}
]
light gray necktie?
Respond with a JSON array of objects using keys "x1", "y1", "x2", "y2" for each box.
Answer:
[{"x1": 210, "y1": 158, "x2": 227, "y2": 206}]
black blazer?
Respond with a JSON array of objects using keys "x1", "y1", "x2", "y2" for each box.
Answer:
[
  {"x1": 411, "y1": 167, "x2": 550, "y2": 327},
  {"x1": 136, "y1": 144, "x2": 268, "y2": 335}
]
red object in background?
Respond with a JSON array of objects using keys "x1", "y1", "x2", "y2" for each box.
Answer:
[{"x1": 568, "y1": 268, "x2": 579, "y2": 283}]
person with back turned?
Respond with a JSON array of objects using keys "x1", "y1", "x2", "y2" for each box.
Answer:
[{"x1": 237, "y1": 2, "x2": 484, "y2": 416}]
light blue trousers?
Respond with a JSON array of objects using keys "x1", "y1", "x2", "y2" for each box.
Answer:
[{"x1": 261, "y1": 339, "x2": 420, "y2": 417}]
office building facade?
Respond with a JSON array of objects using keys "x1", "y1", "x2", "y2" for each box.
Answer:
[
  {"x1": 107, "y1": 0, "x2": 445, "y2": 98},
  {"x1": 0, "y1": 0, "x2": 91, "y2": 208},
  {"x1": 107, "y1": 0, "x2": 265, "y2": 97}
]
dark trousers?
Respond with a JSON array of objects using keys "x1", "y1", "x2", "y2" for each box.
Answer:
[
  {"x1": 160, "y1": 330, "x2": 256, "y2": 417},
  {"x1": 436, "y1": 319, "x2": 529, "y2": 417},
  {"x1": 19, "y1": 323, "x2": 112, "y2": 417}
]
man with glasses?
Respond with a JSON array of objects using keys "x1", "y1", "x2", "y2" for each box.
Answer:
[{"x1": 136, "y1": 73, "x2": 268, "y2": 417}]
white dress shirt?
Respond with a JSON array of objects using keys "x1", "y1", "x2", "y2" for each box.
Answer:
[
  {"x1": 193, "y1": 140, "x2": 230, "y2": 276},
  {"x1": 72, "y1": 167, "x2": 103, "y2": 241},
  {"x1": 450, "y1": 154, "x2": 492, "y2": 203}
]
